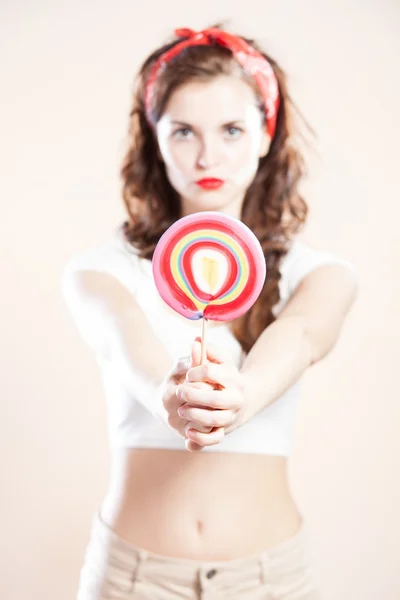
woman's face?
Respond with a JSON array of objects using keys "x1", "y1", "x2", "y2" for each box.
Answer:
[{"x1": 155, "y1": 76, "x2": 271, "y2": 218}]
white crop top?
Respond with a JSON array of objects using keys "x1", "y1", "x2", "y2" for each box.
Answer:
[{"x1": 61, "y1": 228, "x2": 355, "y2": 456}]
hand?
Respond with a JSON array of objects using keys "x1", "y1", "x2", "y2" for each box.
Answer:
[
  {"x1": 177, "y1": 337, "x2": 247, "y2": 452},
  {"x1": 161, "y1": 351, "x2": 217, "y2": 448}
]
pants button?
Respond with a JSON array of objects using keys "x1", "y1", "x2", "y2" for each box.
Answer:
[{"x1": 206, "y1": 569, "x2": 217, "y2": 579}]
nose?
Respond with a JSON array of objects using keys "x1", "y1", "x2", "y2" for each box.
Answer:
[{"x1": 196, "y1": 135, "x2": 222, "y2": 169}]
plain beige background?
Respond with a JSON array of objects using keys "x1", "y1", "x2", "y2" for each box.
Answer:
[{"x1": 1, "y1": 1, "x2": 399, "y2": 599}]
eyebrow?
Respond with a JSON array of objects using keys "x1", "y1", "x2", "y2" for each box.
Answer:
[{"x1": 171, "y1": 120, "x2": 245, "y2": 127}]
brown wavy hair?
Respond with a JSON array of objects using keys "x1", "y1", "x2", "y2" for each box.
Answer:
[{"x1": 119, "y1": 24, "x2": 312, "y2": 354}]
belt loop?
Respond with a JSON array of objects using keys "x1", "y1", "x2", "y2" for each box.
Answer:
[
  {"x1": 132, "y1": 547, "x2": 149, "y2": 582},
  {"x1": 259, "y1": 551, "x2": 271, "y2": 585}
]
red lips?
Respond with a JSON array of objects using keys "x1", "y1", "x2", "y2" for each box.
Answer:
[{"x1": 195, "y1": 178, "x2": 225, "y2": 190}]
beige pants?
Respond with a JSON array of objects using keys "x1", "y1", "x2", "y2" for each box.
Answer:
[{"x1": 76, "y1": 511, "x2": 321, "y2": 599}]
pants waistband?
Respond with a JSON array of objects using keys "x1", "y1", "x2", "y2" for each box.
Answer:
[{"x1": 90, "y1": 509, "x2": 309, "y2": 586}]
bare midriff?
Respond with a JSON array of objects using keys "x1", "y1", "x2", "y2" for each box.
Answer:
[{"x1": 99, "y1": 447, "x2": 303, "y2": 561}]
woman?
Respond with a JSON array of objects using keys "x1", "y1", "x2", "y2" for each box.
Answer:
[{"x1": 62, "y1": 25, "x2": 358, "y2": 600}]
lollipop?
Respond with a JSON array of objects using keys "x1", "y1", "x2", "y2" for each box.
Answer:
[{"x1": 152, "y1": 211, "x2": 266, "y2": 362}]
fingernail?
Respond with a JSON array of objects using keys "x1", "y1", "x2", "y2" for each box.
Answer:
[{"x1": 178, "y1": 407, "x2": 185, "y2": 417}]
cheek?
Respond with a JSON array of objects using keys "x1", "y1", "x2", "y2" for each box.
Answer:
[
  {"x1": 229, "y1": 139, "x2": 260, "y2": 185},
  {"x1": 165, "y1": 142, "x2": 195, "y2": 174},
  {"x1": 158, "y1": 129, "x2": 190, "y2": 169}
]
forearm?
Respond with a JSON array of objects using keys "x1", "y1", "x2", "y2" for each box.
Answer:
[
  {"x1": 108, "y1": 310, "x2": 175, "y2": 426},
  {"x1": 240, "y1": 315, "x2": 313, "y2": 423},
  {"x1": 238, "y1": 264, "x2": 358, "y2": 426}
]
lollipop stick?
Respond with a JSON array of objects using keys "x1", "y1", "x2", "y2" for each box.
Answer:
[{"x1": 200, "y1": 317, "x2": 208, "y2": 365}]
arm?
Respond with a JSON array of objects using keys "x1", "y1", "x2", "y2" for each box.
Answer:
[
  {"x1": 61, "y1": 268, "x2": 174, "y2": 422},
  {"x1": 240, "y1": 263, "x2": 358, "y2": 423}
]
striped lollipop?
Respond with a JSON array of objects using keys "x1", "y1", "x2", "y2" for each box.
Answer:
[{"x1": 152, "y1": 212, "x2": 266, "y2": 324}]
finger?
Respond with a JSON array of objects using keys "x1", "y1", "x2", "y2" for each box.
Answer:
[
  {"x1": 177, "y1": 383, "x2": 216, "y2": 407},
  {"x1": 185, "y1": 439, "x2": 204, "y2": 452},
  {"x1": 185, "y1": 425, "x2": 225, "y2": 446},
  {"x1": 190, "y1": 340, "x2": 202, "y2": 368},
  {"x1": 178, "y1": 385, "x2": 239, "y2": 410},
  {"x1": 194, "y1": 337, "x2": 234, "y2": 365},
  {"x1": 181, "y1": 406, "x2": 236, "y2": 429},
  {"x1": 170, "y1": 356, "x2": 191, "y2": 380},
  {"x1": 176, "y1": 381, "x2": 214, "y2": 408},
  {"x1": 184, "y1": 420, "x2": 213, "y2": 434},
  {"x1": 186, "y1": 362, "x2": 239, "y2": 389},
  {"x1": 180, "y1": 380, "x2": 214, "y2": 392}
]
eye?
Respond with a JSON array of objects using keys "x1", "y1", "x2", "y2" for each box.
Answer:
[
  {"x1": 225, "y1": 126, "x2": 243, "y2": 138},
  {"x1": 173, "y1": 127, "x2": 193, "y2": 139}
]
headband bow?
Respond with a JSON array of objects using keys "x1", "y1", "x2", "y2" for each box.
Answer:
[{"x1": 144, "y1": 27, "x2": 280, "y2": 138}]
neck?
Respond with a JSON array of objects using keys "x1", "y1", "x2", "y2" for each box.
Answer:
[{"x1": 179, "y1": 194, "x2": 244, "y2": 221}]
